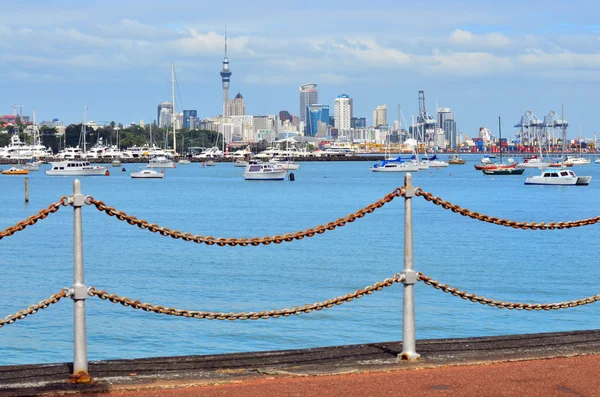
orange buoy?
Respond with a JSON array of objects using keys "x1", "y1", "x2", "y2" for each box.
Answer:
[{"x1": 105, "y1": 170, "x2": 110, "y2": 176}]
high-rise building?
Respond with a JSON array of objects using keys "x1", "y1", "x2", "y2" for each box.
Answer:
[
  {"x1": 437, "y1": 107, "x2": 456, "y2": 147},
  {"x1": 157, "y1": 102, "x2": 173, "y2": 128},
  {"x1": 183, "y1": 110, "x2": 198, "y2": 129},
  {"x1": 334, "y1": 93, "x2": 352, "y2": 130},
  {"x1": 351, "y1": 117, "x2": 366, "y2": 129},
  {"x1": 299, "y1": 84, "x2": 318, "y2": 124},
  {"x1": 279, "y1": 110, "x2": 292, "y2": 123},
  {"x1": 306, "y1": 104, "x2": 329, "y2": 137},
  {"x1": 220, "y1": 29, "x2": 232, "y2": 118},
  {"x1": 373, "y1": 105, "x2": 387, "y2": 128},
  {"x1": 227, "y1": 92, "x2": 245, "y2": 116}
]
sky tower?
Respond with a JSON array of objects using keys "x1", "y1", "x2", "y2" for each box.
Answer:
[{"x1": 220, "y1": 27, "x2": 232, "y2": 118}]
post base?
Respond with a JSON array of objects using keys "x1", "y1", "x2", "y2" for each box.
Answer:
[
  {"x1": 399, "y1": 352, "x2": 421, "y2": 361},
  {"x1": 68, "y1": 371, "x2": 92, "y2": 384}
]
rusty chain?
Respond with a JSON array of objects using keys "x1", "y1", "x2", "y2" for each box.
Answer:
[
  {"x1": 0, "y1": 197, "x2": 71, "y2": 240},
  {"x1": 415, "y1": 188, "x2": 600, "y2": 230},
  {"x1": 0, "y1": 288, "x2": 70, "y2": 328},
  {"x1": 84, "y1": 188, "x2": 405, "y2": 246},
  {"x1": 418, "y1": 273, "x2": 600, "y2": 310},
  {"x1": 88, "y1": 274, "x2": 404, "y2": 320}
]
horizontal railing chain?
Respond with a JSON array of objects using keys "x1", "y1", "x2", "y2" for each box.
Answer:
[
  {"x1": 415, "y1": 188, "x2": 600, "y2": 230},
  {"x1": 0, "y1": 197, "x2": 71, "y2": 240},
  {"x1": 84, "y1": 188, "x2": 405, "y2": 246},
  {"x1": 0, "y1": 288, "x2": 70, "y2": 328},
  {"x1": 418, "y1": 273, "x2": 600, "y2": 310},
  {"x1": 87, "y1": 273, "x2": 404, "y2": 320}
]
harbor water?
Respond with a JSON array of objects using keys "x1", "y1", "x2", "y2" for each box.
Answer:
[{"x1": 2, "y1": 157, "x2": 600, "y2": 365}]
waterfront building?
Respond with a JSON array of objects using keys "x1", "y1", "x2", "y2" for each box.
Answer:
[
  {"x1": 183, "y1": 110, "x2": 198, "y2": 129},
  {"x1": 329, "y1": 116, "x2": 335, "y2": 127},
  {"x1": 437, "y1": 107, "x2": 457, "y2": 147},
  {"x1": 373, "y1": 105, "x2": 387, "y2": 128},
  {"x1": 157, "y1": 102, "x2": 173, "y2": 128},
  {"x1": 334, "y1": 93, "x2": 352, "y2": 131},
  {"x1": 227, "y1": 93, "x2": 245, "y2": 117},
  {"x1": 306, "y1": 104, "x2": 329, "y2": 137},
  {"x1": 299, "y1": 84, "x2": 318, "y2": 124},
  {"x1": 220, "y1": 30, "x2": 232, "y2": 118}
]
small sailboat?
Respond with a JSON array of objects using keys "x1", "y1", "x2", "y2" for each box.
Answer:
[
  {"x1": 482, "y1": 117, "x2": 524, "y2": 176},
  {"x1": 130, "y1": 168, "x2": 165, "y2": 179}
]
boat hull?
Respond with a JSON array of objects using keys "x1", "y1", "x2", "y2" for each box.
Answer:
[
  {"x1": 46, "y1": 168, "x2": 107, "y2": 176},
  {"x1": 244, "y1": 171, "x2": 287, "y2": 180},
  {"x1": 482, "y1": 168, "x2": 525, "y2": 175}
]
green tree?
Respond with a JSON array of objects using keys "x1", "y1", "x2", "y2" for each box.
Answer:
[{"x1": 0, "y1": 133, "x2": 10, "y2": 147}]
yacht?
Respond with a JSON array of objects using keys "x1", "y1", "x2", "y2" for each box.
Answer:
[
  {"x1": 130, "y1": 168, "x2": 165, "y2": 179},
  {"x1": 193, "y1": 146, "x2": 224, "y2": 159},
  {"x1": 564, "y1": 156, "x2": 591, "y2": 166},
  {"x1": 146, "y1": 155, "x2": 174, "y2": 168},
  {"x1": 370, "y1": 159, "x2": 419, "y2": 172},
  {"x1": 268, "y1": 157, "x2": 300, "y2": 170},
  {"x1": 46, "y1": 160, "x2": 108, "y2": 176},
  {"x1": 55, "y1": 146, "x2": 84, "y2": 160},
  {"x1": 243, "y1": 163, "x2": 287, "y2": 180},
  {"x1": 525, "y1": 169, "x2": 591, "y2": 186}
]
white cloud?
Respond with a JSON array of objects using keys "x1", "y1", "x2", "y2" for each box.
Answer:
[
  {"x1": 449, "y1": 29, "x2": 511, "y2": 49},
  {"x1": 421, "y1": 51, "x2": 514, "y2": 76}
]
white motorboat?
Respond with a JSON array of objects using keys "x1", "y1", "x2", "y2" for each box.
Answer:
[
  {"x1": 147, "y1": 155, "x2": 174, "y2": 168},
  {"x1": 205, "y1": 160, "x2": 216, "y2": 166},
  {"x1": 596, "y1": 158, "x2": 600, "y2": 164},
  {"x1": 370, "y1": 160, "x2": 419, "y2": 172},
  {"x1": 233, "y1": 159, "x2": 249, "y2": 167},
  {"x1": 243, "y1": 163, "x2": 287, "y2": 180},
  {"x1": 517, "y1": 156, "x2": 550, "y2": 169},
  {"x1": 46, "y1": 161, "x2": 108, "y2": 176},
  {"x1": 525, "y1": 169, "x2": 591, "y2": 186},
  {"x1": 268, "y1": 158, "x2": 300, "y2": 170},
  {"x1": 130, "y1": 169, "x2": 165, "y2": 179},
  {"x1": 23, "y1": 161, "x2": 42, "y2": 171},
  {"x1": 564, "y1": 156, "x2": 591, "y2": 166},
  {"x1": 178, "y1": 159, "x2": 191, "y2": 164},
  {"x1": 111, "y1": 158, "x2": 122, "y2": 167}
]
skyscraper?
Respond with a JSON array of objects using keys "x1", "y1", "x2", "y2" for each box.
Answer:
[
  {"x1": 334, "y1": 93, "x2": 352, "y2": 130},
  {"x1": 299, "y1": 84, "x2": 318, "y2": 124},
  {"x1": 373, "y1": 105, "x2": 387, "y2": 128},
  {"x1": 306, "y1": 104, "x2": 329, "y2": 137},
  {"x1": 227, "y1": 92, "x2": 246, "y2": 116},
  {"x1": 220, "y1": 29, "x2": 232, "y2": 118},
  {"x1": 157, "y1": 101, "x2": 173, "y2": 128},
  {"x1": 437, "y1": 107, "x2": 456, "y2": 146},
  {"x1": 183, "y1": 109, "x2": 197, "y2": 129}
]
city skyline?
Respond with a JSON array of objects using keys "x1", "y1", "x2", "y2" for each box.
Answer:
[{"x1": 2, "y1": 0, "x2": 600, "y2": 138}]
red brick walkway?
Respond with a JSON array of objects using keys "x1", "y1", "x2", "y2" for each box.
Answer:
[{"x1": 76, "y1": 354, "x2": 600, "y2": 397}]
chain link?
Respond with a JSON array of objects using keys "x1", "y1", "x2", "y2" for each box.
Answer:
[
  {"x1": 0, "y1": 288, "x2": 70, "y2": 328},
  {"x1": 415, "y1": 188, "x2": 600, "y2": 230},
  {"x1": 85, "y1": 188, "x2": 405, "y2": 246},
  {"x1": 418, "y1": 273, "x2": 600, "y2": 310},
  {"x1": 0, "y1": 197, "x2": 71, "y2": 240},
  {"x1": 88, "y1": 274, "x2": 404, "y2": 320}
]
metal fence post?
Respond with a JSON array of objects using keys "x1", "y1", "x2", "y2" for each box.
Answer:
[
  {"x1": 400, "y1": 173, "x2": 420, "y2": 361},
  {"x1": 69, "y1": 179, "x2": 91, "y2": 383}
]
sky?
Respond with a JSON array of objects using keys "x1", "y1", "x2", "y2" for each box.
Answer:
[{"x1": 2, "y1": 0, "x2": 600, "y2": 139}]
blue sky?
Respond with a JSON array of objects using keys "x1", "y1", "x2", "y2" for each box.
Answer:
[{"x1": 2, "y1": 0, "x2": 600, "y2": 139}]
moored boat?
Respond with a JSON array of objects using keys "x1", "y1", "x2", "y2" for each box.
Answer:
[
  {"x1": 243, "y1": 163, "x2": 287, "y2": 180},
  {"x1": 46, "y1": 161, "x2": 108, "y2": 176},
  {"x1": 147, "y1": 155, "x2": 174, "y2": 168},
  {"x1": 525, "y1": 169, "x2": 591, "y2": 185},
  {"x1": 130, "y1": 169, "x2": 165, "y2": 179},
  {"x1": 2, "y1": 167, "x2": 29, "y2": 175},
  {"x1": 370, "y1": 162, "x2": 419, "y2": 172},
  {"x1": 482, "y1": 168, "x2": 525, "y2": 175}
]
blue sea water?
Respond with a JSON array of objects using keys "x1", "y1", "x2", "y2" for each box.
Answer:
[{"x1": 1, "y1": 157, "x2": 600, "y2": 365}]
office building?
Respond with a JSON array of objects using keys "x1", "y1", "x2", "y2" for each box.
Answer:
[
  {"x1": 334, "y1": 93, "x2": 352, "y2": 130},
  {"x1": 372, "y1": 105, "x2": 387, "y2": 128},
  {"x1": 299, "y1": 84, "x2": 318, "y2": 124},
  {"x1": 183, "y1": 110, "x2": 198, "y2": 129},
  {"x1": 351, "y1": 117, "x2": 366, "y2": 129},
  {"x1": 227, "y1": 92, "x2": 246, "y2": 117},
  {"x1": 306, "y1": 104, "x2": 329, "y2": 137},
  {"x1": 279, "y1": 110, "x2": 292, "y2": 123},
  {"x1": 437, "y1": 107, "x2": 457, "y2": 146},
  {"x1": 157, "y1": 102, "x2": 173, "y2": 128}
]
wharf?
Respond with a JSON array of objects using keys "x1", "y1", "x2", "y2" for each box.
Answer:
[{"x1": 1, "y1": 329, "x2": 600, "y2": 396}]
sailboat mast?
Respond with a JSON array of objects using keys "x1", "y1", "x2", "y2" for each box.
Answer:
[
  {"x1": 83, "y1": 105, "x2": 87, "y2": 156},
  {"x1": 171, "y1": 63, "x2": 176, "y2": 156},
  {"x1": 498, "y1": 116, "x2": 502, "y2": 163}
]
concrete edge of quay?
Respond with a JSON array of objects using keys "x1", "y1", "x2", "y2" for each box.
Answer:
[{"x1": 1, "y1": 329, "x2": 599, "y2": 396}]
